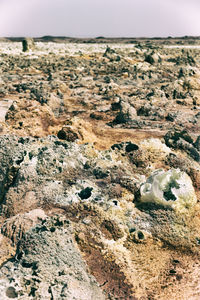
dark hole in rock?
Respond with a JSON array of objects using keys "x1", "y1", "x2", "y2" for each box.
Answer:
[
  {"x1": 90, "y1": 113, "x2": 102, "y2": 120},
  {"x1": 15, "y1": 158, "x2": 24, "y2": 165},
  {"x1": 137, "y1": 231, "x2": 145, "y2": 240},
  {"x1": 196, "y1": 238, "x2": 200, "y2": 245},
  {"x1": 57, "y1": 129, "x2": 67, "y2": 140},
  {"x1": 173, "y1": 259, "x2": 180, "y2": 264},
  {"x1": 113, "y1": 111, "x2": 130, "y2": 124},
  {"x1": 163, "y1": 190, "x2": 176, "y2": 201},
  {"x1": 21, "y1": 261, "x2": 33, "y2": 268},
  {"x1": 6, "y1": 287, "x2": 18, "y2": 298},
  {"x1": 78, "y1": 187, "x2": 93, "y2": 200},
  {"x1": 129, "y1": 228, "x2": 136, "y2": 233},
  {"x1": 84, "y1": 162, "x2": 90, "y2": 169},
  {"x1": 18, "y1": 137, "x2": 25, "y2": 144},
  {"x1": 16, "y1": 251, "x2": 23, "y2": 260},
  {"x1": 54, "y1": 218, "x2": 66, "y2": 227},
  {"x1": 28, "y1": 152, "x2": 34, "y2": 160},
  {"x1": 166, "y1": 113, "x2": 176, "y2": 122},
  {"x1": 36, "y1": 225, "x2": 48, "y2": 233},
  {"x1": 125, "y1": 142, "x2": 139, "y2": 153},
  {"x1": 21, "y1": 260, "x2": 38, "y2": 270},
  {"x1": 111, "y1": 143, "x2": 124, "y2": 151},
  {"x1": 50, "y1": 227, "x2": 56, "y2": 232},
  {"x1": 163, "y1": 179, "x2": 179, "y2": 201},
  {"x1": 111, "y1": 101, "x2": 121, "y2": 111},
  {"x1": 169, "y1": 269, "x2": 176, "y2": 274},
  {"x1": 57, "y1": 166, "x2": 62, "y2": 173},
  {"x1": 93, "y1": 168, "x2": 108, "y2": 179},
  {"x1": 31, "y1": 262, "x2": 38, "y2": 271},
  {"x1": 29, "y1": 287, "x2": 37, "y2": 297},
  {"x1": 54, "y1": 140, "x2": 68, "y2": 149},
  {"x1": 104, "y1": 76, "x2": 111, "y2": 83},
  {"x1": 59, "y1": 270, "x2": 65, "y2": 276}
]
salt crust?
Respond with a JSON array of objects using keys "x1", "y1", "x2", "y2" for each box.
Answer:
[{"x1": 140, "y1": 168, "x2": 197, "y2": 211}]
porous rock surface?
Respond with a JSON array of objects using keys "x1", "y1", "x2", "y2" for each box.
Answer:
[
  {"x1": 0, "y1": 38, "x2": 199, "y2": 299},
  {"x1": 0, "y1": 216, "x2": 105, "y2": 300}
]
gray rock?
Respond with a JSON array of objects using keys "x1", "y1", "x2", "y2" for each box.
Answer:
[
  {"x1": 0, "y1": 99, "x2": 13, "y2": 122},
  {"x1": 22, "y1": 38, "x2": 35, "y2": 52},
  {"x1": 164, "y1": 130, "x2": 200, "y2": 162},
  {"x1": 194, "y1": 136, "x2": 200, "y2": 151},
  {"x1": 144, "y1": 51, "x2": 162, "y2": 64},
  {"x1": 0, "y1": 216, "x2": 105, "y2": 300}
]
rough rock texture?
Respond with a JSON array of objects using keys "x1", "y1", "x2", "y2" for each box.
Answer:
[
  {"x1": 0, "y1": 134, "x2": 198, "y2": 299},
  {"x1": 140, "y1": 168, "x2": 197, "y2": 211},
  {"x1": 0, "y1": 216, "x2": 105, "y2": 300},
  {"x1": 22, "y1": 38, "x2": 35, "y2": 52},
  {"x1": 0, "y1": 99, "x2": 13, "y2": 122},
  {"x1": 0, "y1": 38, "x2": 200, "y2": 299}
]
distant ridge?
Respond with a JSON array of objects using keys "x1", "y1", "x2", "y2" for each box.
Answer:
[{"x1": 0, "y1": 35, "x2": 200, "y2": 44}]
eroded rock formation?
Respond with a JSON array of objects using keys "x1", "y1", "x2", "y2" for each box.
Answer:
[{"x1": 0, "y1": 38, "x2": 199, "y2": 299}]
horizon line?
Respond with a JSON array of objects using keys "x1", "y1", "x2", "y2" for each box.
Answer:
[{"x1": 1, "y1": 35, "x2": 200, "y2": 40}]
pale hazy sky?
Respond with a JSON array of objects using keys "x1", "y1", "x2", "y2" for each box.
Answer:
[{"x1": 0, "y1": 0, "x2": 199, "y2": 37}]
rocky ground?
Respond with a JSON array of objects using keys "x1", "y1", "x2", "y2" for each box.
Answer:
[{"x1": 0, "y1": 38, "x2": 199, "y2": 299}]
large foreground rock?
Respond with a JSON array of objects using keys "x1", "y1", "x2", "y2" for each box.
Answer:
[
  {"x1": 0, "y1": 135, "x2": 199, "y2": 299},
  {"x1": 0, "y1": 216, "x2": 105, "y2": 300}
]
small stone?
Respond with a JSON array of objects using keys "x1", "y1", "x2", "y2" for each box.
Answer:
[
  {"x1": 145, "y1": 51, "x2": 162, "y2": 64},
  {"x1": 0, "y1": 99, "x2": 13, "y2": 122},
  {"x1": 82, "y1": 218, "x2": 91, "y2": 225},
  {"x1": 57, "y1": 126, "x2": 78, "y2": 142},
  {"x1": 6, "y1": 286, "x2": 18, "y2": 298}
]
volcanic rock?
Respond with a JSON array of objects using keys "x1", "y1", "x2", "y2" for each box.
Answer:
[
  {"x1": 0, "y1": 216, "x2": 105, "y2": 300},
  {"x1": 0, "y1": 99, "x2": 13, "y2": 122},
  {"x1": 0, "y1": 38, "x2": 199, "y2": 299},
  {"x1": 22, "y1": 38, "x2": 35, "y2": 52}
]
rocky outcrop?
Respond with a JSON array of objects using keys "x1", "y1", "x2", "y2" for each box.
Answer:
[
  {"x1": 0, "y1": 99, "x2": 13, "y2": 122},
  {"x1": 0, "y1": 134, "x2": 198, "y2": 299},
  {"x1": 0, "y1": 216, "x2": 105, "y2": 300},
  {"x1": 22, "y1": 38, "x2": 35, "y2": 52},
  {"x1": 0, "y1": 39, "x2": 200, "y2": 299}
]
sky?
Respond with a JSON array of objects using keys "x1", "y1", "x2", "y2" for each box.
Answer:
[{"x1": 0, "y1": 0, "x2": 199, "y2": 37}]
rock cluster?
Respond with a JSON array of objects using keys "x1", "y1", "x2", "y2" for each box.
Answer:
[
  {"x1": 0, "y1": 40, "x2": 199, "y2": 143},
  {"x1": 0, "y1": 38, "x2": 199, "y2": 299}
]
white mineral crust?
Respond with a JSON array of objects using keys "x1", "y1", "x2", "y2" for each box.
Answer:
[{"x1": 140, "y1": 169, "x2": 197, "y2": 211}]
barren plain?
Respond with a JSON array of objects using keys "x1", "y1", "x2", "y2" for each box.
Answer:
[{"x1": 0, "y1": 37, "x2": 199, "y2": 299}]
